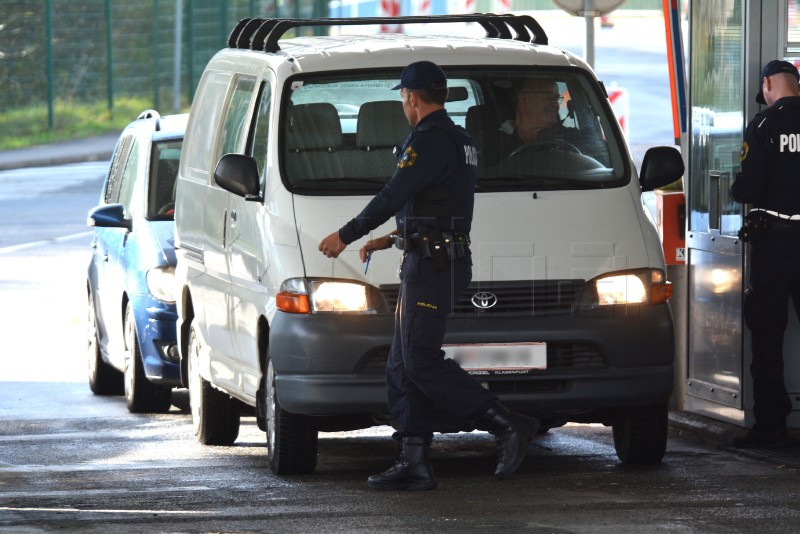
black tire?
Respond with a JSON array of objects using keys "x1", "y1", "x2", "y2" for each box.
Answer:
[
  {"x1": 265, "y1": 358, "x2": 318, "y2": 474},
  {"x1": 187, "y1": 323, "x2": 240, "y2": 445},
  {"x1": 123, "y1": 302, "x2": 172, "y2": 413},
  {"x1": 612, "y1": 404, "x2": 668, "y2": 464},
  {"x1": 87, "y1": 293, "x2": 123, "y2": 395}
]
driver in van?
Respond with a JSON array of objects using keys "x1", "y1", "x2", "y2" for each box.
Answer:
[
  {"x1": 499, "y1": 78, "x2": 563, "y2": 146},
  {"x1": 318, "y1": 60, "x2": 539, "y2": 491}
]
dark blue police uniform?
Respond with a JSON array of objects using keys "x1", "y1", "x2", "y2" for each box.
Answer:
[
  {"x1": 335, "y1": 61, "x2": 537, "y2": 489},
  {"x1": 339, "y1": 108, "x2": 496, "y2": 440},
  {"x1": 731, "y1": 63, "x2": 800, "y2": 442}
]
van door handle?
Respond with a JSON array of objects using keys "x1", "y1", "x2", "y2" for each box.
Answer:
[{"x1": 231, "y1": 210, "x2": 237, "y2": 222}]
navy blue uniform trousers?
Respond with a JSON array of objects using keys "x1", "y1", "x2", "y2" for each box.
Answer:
[
  {"x1": 386, "y1": 250, "x2": 496, "y2": 439},
  {"x1": 745, "y1": 222, "x2": 800, "y2": 432}
]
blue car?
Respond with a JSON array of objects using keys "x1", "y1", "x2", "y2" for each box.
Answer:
[{"x1": 87, "y1": 110, "x2": 187, "y2": 413}]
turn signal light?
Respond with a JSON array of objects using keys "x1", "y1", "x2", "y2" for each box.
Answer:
[{"x1": 276, "y1": 292, "x2": 310, "y2": 314}]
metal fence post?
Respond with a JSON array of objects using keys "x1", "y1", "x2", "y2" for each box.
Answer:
[
  {"x1": 105, "y1": 0, "x2": 114, "y2": 114},
  {"x1": 46, "y1": 0, "x2": 54, "y2": 130},
  {"x1": 174, "y1": 0, "x2": 184, "y2": 112}
]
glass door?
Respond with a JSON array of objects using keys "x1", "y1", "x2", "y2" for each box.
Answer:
[{"x1": 685, "y1": 0, "x2": 746, "y2": 417}]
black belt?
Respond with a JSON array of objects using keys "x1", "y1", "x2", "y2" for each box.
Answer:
[{"x1": 390, "y1": 232, "x2": 470, "y2": 251}]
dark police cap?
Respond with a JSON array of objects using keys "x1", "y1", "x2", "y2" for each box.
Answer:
[
  {"x1": 756, "y1": 59, "x2": 800, "y2": 104},
  {"x1": 392, "y1": 61, "x2": 447, "y2": 91}
]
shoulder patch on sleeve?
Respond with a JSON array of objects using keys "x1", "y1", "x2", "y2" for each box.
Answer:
[
  {"x1": 398, "y1": 146, "x2": 417, "y2": 169},
  {"x1": 741, "y1": 141, "x2": 749, "y2": 162}
]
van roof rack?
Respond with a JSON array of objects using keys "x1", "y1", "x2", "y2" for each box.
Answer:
[{"x1": 228, "y1": 14, "x2": 548, "y2": 53}]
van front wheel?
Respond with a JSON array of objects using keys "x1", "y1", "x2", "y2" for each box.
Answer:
[
  {"x1": 264, "y1": 358, "x2": 318, "y2": 475},
  {"x1": 187, "y1": 324, "x2": 240, "y2": 445},
  {"x1": 612, "y1": 404, "x2": 668, "y2": 464}
]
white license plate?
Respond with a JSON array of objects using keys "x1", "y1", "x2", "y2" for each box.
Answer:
[{"x1": 443, "y1": 343, "x2": 547, "y2": 374}]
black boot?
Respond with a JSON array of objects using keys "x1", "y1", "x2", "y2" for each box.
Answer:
[
  {"x1": 367, "y1": 437, "x2": 437, "y2": 491},
  {"x1": 478, "y1": 401, "x2": 539, "y2": 480}
]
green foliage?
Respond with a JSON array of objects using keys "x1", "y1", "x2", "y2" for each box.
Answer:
[{"x1": 0, "y1": 97, "x2": 155, "y2": 150}]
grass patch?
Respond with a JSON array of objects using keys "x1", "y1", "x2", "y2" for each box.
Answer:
[{"x1": 0, "y1": 97, "x2": 157, "y2": 150}]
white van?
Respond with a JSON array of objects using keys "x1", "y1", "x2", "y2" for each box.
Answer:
[{"x1": 174, "y1": 14, "x2": 684, "y2": 474}]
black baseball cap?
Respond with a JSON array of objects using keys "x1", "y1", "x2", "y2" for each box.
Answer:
[
  {"x1": 756, "y1": 60, "x2": 800, "y2": 104},
  {"x1": 392, "y1": 61, "x2": 447, "y2": 91}
]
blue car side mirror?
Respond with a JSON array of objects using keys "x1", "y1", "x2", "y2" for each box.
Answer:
[{"x1": 87, "y1": 203, "x2": 132, "y2": 231}]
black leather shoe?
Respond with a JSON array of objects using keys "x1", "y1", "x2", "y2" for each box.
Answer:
[
  {"x1": 478, "y1": 402, "x2": 539, "y2": 480},
  {"x1": 367, "y1": 437, "x2": 437, "y2": 491},
  {"x1": 731, "y1": 428, "x2": 791, "y2": 449}
]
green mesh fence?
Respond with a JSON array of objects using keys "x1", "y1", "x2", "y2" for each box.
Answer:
[{"x1": 0, "y1": 0, "x2": 661, "y2": 134}]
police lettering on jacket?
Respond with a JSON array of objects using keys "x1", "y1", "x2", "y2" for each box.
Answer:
[{"x1": 731, "y1": 96, "x2": 800, "y2": 215}]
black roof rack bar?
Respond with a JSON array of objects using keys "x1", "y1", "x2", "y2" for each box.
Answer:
[{"x1": 227, "y1": 14, "x2": 548, "y2": 53}]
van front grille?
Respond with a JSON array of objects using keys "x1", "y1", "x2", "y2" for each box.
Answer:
[{"x1": 380, "y1": 280, "x2": 584, "y2": 317}]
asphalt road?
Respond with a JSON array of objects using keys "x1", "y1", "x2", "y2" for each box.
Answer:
[{"x1": 2, "y1": 163, "x2": 800, "y2": 532}]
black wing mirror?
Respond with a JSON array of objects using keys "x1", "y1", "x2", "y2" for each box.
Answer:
[
  {"x1": 214, "y1": 153, "x2": 262, "y2": 201},
  {"x1": 640, "y1": 146, "x2": 684, "y2": 192}
]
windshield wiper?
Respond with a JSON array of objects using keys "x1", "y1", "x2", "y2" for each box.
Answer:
[{"x1": 291, "y1": 177, "x2": 386, "y2": 189}]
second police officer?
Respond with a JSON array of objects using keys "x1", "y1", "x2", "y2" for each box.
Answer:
[
  {"x1": 318, "y1": 60, "x2": 539, "y2": 490},
  {"x1": 731, "y1": 59, "x2": 800, "y2": 448}
]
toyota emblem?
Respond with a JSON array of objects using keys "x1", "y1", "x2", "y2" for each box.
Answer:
[{"x1": 471, "y1": 291, "x2": 498, "y2": 309}]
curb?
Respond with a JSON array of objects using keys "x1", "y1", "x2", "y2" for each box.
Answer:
[
  {"x1": 0, "y1": 132, "x2": 119, "y2": 172},
  {"x1": 669, "y1": 411, "x2": 800, "y2": 469}
]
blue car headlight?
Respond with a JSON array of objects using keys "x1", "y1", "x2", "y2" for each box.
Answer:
[{"x1": 146, "y1": 266, "x2": 176, "y2": 304}]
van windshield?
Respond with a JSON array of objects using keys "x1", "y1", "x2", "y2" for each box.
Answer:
[{"x1": 281, "y1": 68, "x2": 627, "y2": 194}]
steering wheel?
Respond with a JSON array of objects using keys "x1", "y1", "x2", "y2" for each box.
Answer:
[
  {"x1": 157, "y1": 202, "x2": 175, "y2": 215},
  {"x1": 508, "y1": 139, "x2": 582, "y2": 159}
]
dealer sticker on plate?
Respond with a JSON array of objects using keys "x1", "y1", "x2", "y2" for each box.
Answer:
[{"x1": 443, "y1": 342, "x2": 547, "y2": 375}]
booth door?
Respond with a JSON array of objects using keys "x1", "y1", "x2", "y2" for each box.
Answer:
[{"x1": 684, "y1": 0, "x2": 747, "y2": 421}]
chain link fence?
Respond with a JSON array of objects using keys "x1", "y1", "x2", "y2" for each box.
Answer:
[
  {"x1": 0, "y1": 0, "x2": 660, "y2": 135},
  {"x1": 0, "y1": 0, "x2": 323, "y2": 132}
]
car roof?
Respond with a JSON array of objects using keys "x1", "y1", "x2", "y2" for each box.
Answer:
[{"x1": 125, "y1": 112, "x2": 188, "y2": 142}]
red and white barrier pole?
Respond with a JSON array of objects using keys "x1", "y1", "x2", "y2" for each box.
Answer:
[{"x1": 607, "y1": 83, "x2": 629, "y2": 139}]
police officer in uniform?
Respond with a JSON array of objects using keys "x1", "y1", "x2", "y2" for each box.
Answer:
[
  {"x1": 319, "y1": 61, "x2": 538, "y2": 489},
  {"x1": 730, "y1": 59, "x2": 800, "y2": 448}
]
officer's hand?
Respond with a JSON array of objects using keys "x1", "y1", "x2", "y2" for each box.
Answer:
[
  {"x1": 359, "y1": 235, "x2": 393, "y2": 262},
  {"x1": 319, "y1": 232, "x2": 347, "y2": 258}
]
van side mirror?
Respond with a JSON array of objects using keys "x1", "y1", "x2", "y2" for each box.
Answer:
[
  {"x1": 640, "y1": 146, "x2": 684, "y2": 192},
  {"x1": 214, "y1": 153, "x2": 262, "y2": 201},
  {"x1": 87, "y1": 203, "x2": 132, "y2": 231}
]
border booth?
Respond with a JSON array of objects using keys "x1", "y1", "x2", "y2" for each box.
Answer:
[{"x1": 683, "y1": 0, "x2": 800, "y2": 428}]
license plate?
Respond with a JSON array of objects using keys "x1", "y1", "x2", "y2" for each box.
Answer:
[{"x1": 443, "y1": 342, "x2": 547, "y2": 374}]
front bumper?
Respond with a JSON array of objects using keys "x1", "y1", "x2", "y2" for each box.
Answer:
[
  {"x1": 139, "y1": 305, "x2": 181, "y2": 385},
  {"x1": 270, "y1": 303, "x2": 674, "y2": 419}
]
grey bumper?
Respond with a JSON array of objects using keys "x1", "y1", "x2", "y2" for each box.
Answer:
[{"x1": 270, "y1": 303, "x2": 674, "y2": 417}]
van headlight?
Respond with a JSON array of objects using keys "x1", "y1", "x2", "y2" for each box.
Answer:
[
  {"x1": 276, "y1": 278, "x2": 380, "y2": 314},
  {"x1": 592, "y1": 269, "x2": 671, "y2": 306},
  {"x1": 146, "y1": 266, "x2": 176, "y2": 303}
]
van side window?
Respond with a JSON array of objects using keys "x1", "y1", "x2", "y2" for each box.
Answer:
[
  {"x1": 182, "y1": 70, "x2": 230, "y2": 183},
  {"x1": 217, "y1": 76, "x2": 257, "y2": 163},
  {"x1": 248, "y1": 81, "x2": 272, "y2": 177}
]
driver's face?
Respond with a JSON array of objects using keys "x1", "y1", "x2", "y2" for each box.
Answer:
[{"x1": 515, "y1": 80, "x2": 560, "y2": 143}]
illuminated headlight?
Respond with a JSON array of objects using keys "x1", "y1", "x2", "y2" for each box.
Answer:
[
  {"x1": 146, "y1": 266, "x2": 176, "y2": 303},
  {"x1": 593, "y1": 269, "x2": 671, "y2": 306},
  {"x1": 276, "y1": 278, "x2": 377, "y2": 314}
]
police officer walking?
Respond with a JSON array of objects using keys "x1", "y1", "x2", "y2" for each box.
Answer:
[
  {"x1": 319, "y1": 60, "x2": 538, "y2": 489},
  {"x1": 731, "y1": 59, "x2": 800, "y2": 448}
]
